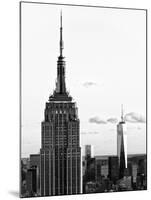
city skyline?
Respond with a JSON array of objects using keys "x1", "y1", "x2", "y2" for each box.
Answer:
[
  {"x1": 20, "y1": 3, "x2": 147, "y2": 197},
  {"x1": 21, "y1": 3, "x2": 146, "y2": 158}
]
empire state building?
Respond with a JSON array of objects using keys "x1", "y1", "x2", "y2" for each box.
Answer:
[{"x1": 40, "y1": 13, "x2": 81, "y2": 196}]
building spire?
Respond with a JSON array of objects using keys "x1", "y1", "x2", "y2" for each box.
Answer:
[
  {"x1": 55, "y1": 11, "x2": 66, "y2": 94},
  {"x1": 49, "y1": 12, "x2": 72, "y2": 101},
  {"x1": 121, "y1": 104, "x2": 124, "y2": 122},
  {"x1": 60, "y1": 10, "x2": 63, "y2": 57}
]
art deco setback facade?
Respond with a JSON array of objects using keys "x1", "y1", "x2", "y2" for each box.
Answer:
[{"x1": 40, "y1": 13, "x2": 81, "y2": 196}]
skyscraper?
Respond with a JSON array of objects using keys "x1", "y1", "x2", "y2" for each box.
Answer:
[
  {"x1": 85, "y1": 145, "x2": 94, "y2": 159},
  {"x1": 40, "y1": 13, "x2": 81, "y2": 196},
  {"x1": 117, "y1": 105, "x2": 127, "y2": 179}
]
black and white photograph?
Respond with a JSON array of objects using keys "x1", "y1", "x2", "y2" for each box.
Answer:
[{"x1": 20, "y1": 2, "x2": 147, "y2": 198}]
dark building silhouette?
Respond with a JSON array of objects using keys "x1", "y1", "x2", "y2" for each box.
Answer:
[
  {"x1": 108, "y1": 156, "x2": 119, "y2": 184},
  {"x1": 26, "y1": 166, "x2": 37, "y2": 196},
  {"x1": 40, "y1": 13, "x2": 81, "y2": 196},
  {"x1": 128, "y1": 154, "x2": 147, "y2": 189},
  {"x1": 95, "y1": 156, "x2": 109, "y2": 181},
  {"x1": 30, "y1": 154, "x2": 40, "y2": 194}
]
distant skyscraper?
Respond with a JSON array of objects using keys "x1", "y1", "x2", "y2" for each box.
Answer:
[
  {"x1": 85, "y1": 145, "x2": 94, "y2": 159},
  {"x1": 117, "y1": 105, "x2": 127, "y2": 179},
  {"x1": 40, "y1": 13, "x2": 81, "y2": 196},
  {"x1": 95, "y1": 156, "x2": 109, "y2": 181},
  {"x1": 26, "y1": 166, "x2": 37, "y2": 196},
  {"x1": 30, "y1": 154, "x2": 40, "y2": 194}
]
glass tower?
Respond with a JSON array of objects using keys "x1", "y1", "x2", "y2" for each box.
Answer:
[{"x1": 117, "y1": 105, "x2": 127, "y2": 179}]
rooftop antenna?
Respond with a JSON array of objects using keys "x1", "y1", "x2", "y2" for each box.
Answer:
[
  {"x1": 121, "y1": 104, "x2": 124, "y2": 122},
  {"x1": 60, "y1": 10, "x2": 63, "y2": 57}
]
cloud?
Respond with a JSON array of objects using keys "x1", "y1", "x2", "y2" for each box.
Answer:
[
  {"x1": 124, "y1": 112, "x2": 146, "y2": 123},
  {"x1": 89, "y1": 116, "x2": 118, "y2": 125},
  {"x1": 107, "y1": 118, "x2": 118, "y2": 124},
  {"x1": 83, "y1": 82, "x2": 97, "y2": 88},
  {"x1": 88, "y1": 112, "x2": 146, "y2": 125},
  {"x1": 81, "y1": 131, "x2": 99, "y2": 135},
  {"x1": 89, "y1": 117, "x2": 107, "y2": 124}
]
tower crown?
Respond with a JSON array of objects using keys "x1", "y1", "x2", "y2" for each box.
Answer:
[{"x1": 49, "y1": 12, "x2": 72, "y2": 102}]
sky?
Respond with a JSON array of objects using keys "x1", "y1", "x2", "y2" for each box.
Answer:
[{"x1": 21, "y1": 2, "x2": 146, "y2": 158}]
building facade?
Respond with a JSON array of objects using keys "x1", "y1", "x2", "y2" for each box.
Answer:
[{"x1": 40, "y1": 13, "x2": 81, "y2": 196}]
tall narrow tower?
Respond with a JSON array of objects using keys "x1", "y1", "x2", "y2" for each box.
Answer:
[
  {"x1": 117, "y1": 105, "x2": 127, "y2": 179},
  {"x1": 40, "y1": 13, "x2": 81, "y2": 196}
]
